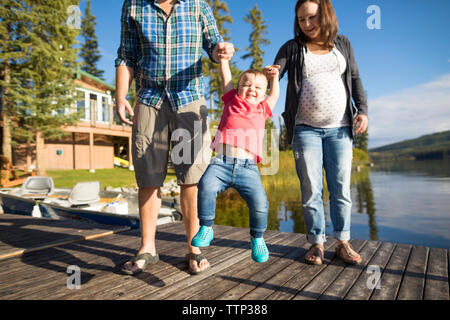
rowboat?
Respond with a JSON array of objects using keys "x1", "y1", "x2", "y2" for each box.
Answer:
[{"x1": 0, "y1": 177, "x2": 181, "y2": 229}]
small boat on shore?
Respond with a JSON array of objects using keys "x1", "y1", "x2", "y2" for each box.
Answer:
[{"x1": 0, "y1": 177, "x2": 182, "y2": 229}]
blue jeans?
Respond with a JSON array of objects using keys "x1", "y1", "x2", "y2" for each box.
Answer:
[
  {"x1": 197, "y1": 155, "x2": 268, "y2": 238},
  {"x1": 292, "y1": 125, "x2": 353, "y2": 244}
]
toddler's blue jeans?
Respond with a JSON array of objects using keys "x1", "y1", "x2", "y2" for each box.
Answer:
[{"x1": 197, "y1": 155, "x2": 268, "y2": 238}]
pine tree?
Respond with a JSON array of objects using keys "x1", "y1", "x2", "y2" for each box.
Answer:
[
  {"x1": 203, "y1": 0, "x2": 241, "y2": 121},
  {"x1": 242, "y1": 4, "x2": 270, "y2": 70},
  {"x1": 79, "y1": 0, "x2": 104, "y2": 79},
  {"x1": 0, "y1": 0, "x2": 81, "y2": 175},
  {"x1": 241, "y1": 4, "x2": 275, "y2": 145},
  {"x1": 278, "y1": 116, "x2": 289, "y2": 151},
  {"x1": 354, "y1": 131, "x2": 369, "y2": 153},
  {"x1": 0, "y1": 0, "x2": 27, "y2": 161}
]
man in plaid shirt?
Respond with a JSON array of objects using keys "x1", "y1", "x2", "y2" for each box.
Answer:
[{"x1": 116, "y1": 0, "x2": 234, "y2": 275}]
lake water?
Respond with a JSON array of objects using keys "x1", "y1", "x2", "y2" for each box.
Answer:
[{"x1": 215, "y1": 159, "x2": 450, "y2": 249}]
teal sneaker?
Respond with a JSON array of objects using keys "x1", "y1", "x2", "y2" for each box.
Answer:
[
  {"x1": 191, "y1": 226, "x2": 214, "y2": 247},
  {"x1": 251, "y1": 237, "x2": 269, "y2": 263}
]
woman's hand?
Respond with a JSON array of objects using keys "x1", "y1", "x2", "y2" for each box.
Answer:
[
  {"x1": 263, "y1": 65, "x2": 280, "y2": 80},
  {"x1": 353, "y1": 114, "x2": 368, "y2": 134}
]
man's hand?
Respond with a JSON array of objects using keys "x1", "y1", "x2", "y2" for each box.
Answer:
[
  {"x1": 353, "y1": 114, "x2": 368, "y2": 134},
  {"x1": 213, "y1": 42, "x2": 234, "y2": 62},
  {"x1": 116, "y1": 97, "x2": 134, "y2": 126}
]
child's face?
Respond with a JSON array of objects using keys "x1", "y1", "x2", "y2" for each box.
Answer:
[{"x1": 237, "y1": 73, "x2": 268, "y2": 105}]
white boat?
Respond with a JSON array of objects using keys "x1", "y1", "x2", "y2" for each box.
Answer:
[{"x1": 0, "y1": 177, "x2": 182, "y2": 229}]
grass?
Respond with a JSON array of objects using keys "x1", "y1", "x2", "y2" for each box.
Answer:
[
  {"x1": 46, "y1": 148, "x2": 368, "y2": 189},
  {"x1": 47, "y1": 167, "x2": 176, "y2": 189}
]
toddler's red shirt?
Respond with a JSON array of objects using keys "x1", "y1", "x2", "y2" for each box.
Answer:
[{"x1": 211, "y1": 89, "x2": 272, "y2": 162}]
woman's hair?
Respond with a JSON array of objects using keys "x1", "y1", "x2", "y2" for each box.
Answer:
[{"x1": 294, "y1": 0, "x2": 338, "y2": 48}]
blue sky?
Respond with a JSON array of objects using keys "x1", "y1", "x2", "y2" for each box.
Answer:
[{"x1": 80, "y1": 0, "x2": 450, "y2": 148}]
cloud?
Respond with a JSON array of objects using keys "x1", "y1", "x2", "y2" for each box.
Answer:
[{"x1": 368, "y1": 74, "x2": 450, "y2": 148}]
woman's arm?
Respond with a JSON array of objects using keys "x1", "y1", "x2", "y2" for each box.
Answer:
[
  {"x1": 273, "y1": 41, "x2": 291, "y2": 80},
  {"x1": 346, "y1": 37, "x2": 369, "y2": 133}
]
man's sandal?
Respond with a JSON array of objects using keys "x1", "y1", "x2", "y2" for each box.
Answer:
[
  {"x1": 120, "y1": 252, "x2": 159, "y2": 275},
  {"x1": 335, "y1": 242, "x2": 362, "y2": 265},
  {"x1": 185, "y1": 253, "x2": 210, "y2": 275},
  {"x1": 304, "y1": 244, "x2": 324, "y2": 265}
]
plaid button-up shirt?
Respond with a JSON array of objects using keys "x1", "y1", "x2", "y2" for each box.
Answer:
[{"x1": 115, "y1": 0, "x2": 223, "y2": 111}]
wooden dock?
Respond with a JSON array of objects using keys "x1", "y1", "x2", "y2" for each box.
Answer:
[{"x1": 0, "y1": 213, "x2": 448, "y2": 300}]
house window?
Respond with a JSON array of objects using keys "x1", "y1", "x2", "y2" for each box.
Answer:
[
  {"x1": 102, "y1": 96, "x2": 110, "y2": 122},
  {"x1": 76, "y1": 90, "x2": 89, "y2": 120},
  {"x1": 90, "y1": 93, "x2": 97, "y2": 121}
]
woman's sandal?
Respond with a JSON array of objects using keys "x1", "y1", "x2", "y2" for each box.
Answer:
[
  {"x1": 185, "y1": 253, "x2": 210, "y2": 275},
  {"x1": 120, "y1": 252, "x2": 159, "y2": 275},
  {"x1": 304, "y1": 244, "x2": 324, "y2": 265},
  {"x1": 335, "y1": 242, "x2": 362, "y2": 265}
]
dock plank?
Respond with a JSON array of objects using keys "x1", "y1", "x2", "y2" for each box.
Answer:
[
  {"x1": 343, "y1": 241, "x2": 393, "y2": 300},
  {"x1": 0, "y1": 214, "x2": 129, "y2": 260},
  {"x1": 320, "y1": 241, "x2": 388, "y2": 300},
  {"x1": 18, "y1": 222, "x2": 204, "y2": 300},
  {"x1": 212, "y1": 233, "x2": 303, "y2": 300},
  {"x1": 88, "y1": 225, "x2": 252, "y2": 300},
  {"x1": 166, "y1": 231, "x2": 301, "y2": 300},
  {"x1": 0, "y1": 223, "x2": 179, "y2": 299},
  {"x1": 0, "y1": 214, "x2": 448, "y2": 300},
  {"x1": 397, "y1": 246, "x2": 429, "y2": 300},
  {"x1": 265, "y1": 238, "x2": 338, "y2": 300},
  {"x1": 370, "y1": 244, "x2": 412, "y2": 300},
  {"x1": 238, "y1": 235, "x2": 309, "y2": 300},
  {"x1": 424, "y1": 248, "x2": 449, "y2": 300},
  {"x1": 137, "y1": 230, "x2": 285, "y2": 300},
  {"x1": 296, "y1": 239, "x2": 369, "y2": 300}
]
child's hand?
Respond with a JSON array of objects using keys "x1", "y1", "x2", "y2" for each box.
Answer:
[
  {"x1": 263, "y1": 65, "x2": 280, "y2": 80},
  {"x1": 214, "y1": 42, "x2": 234, "y2": 62}
]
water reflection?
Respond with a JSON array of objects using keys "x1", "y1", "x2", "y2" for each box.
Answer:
[
  {"x1": 353, "y1": 167, "x2": 378, "y2": 240},
  {"x1": 372, "y1": 159, "x2": 450, "y2": 177},
  {"x1": 215, "y1": 159, "x2": 450, "y2": 249},
  {"x1": 215, "y1": 165, "x2": 376, "y2": 240}
]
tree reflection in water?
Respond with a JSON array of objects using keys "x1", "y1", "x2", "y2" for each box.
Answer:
[
  {"x1": 353, "y1": 167, "x2": 378, "y2": 240},
  {"x1": 214, "y1": 160, "x2": 377, "y2": 240}
]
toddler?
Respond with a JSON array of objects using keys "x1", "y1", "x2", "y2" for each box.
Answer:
[{"x1": 190, "y1": 56, "x2": 280, "y2": 263}]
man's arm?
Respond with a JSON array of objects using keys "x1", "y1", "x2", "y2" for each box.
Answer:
[
  {"x1": 200, "y1": 0, "x2": 223, "y2": 62},
  {"x1": 263, "y1": 65, "x2": 280, "y2": 110},
  {"x1": 115, "y1": 0, "x2": 137, "y2": 125},
  {"x1": 115, "y1": 66, "x2": 134, "y2": 125},
  {"x1": 219, "y1": 58, "x2": 233, "y2": 94}
]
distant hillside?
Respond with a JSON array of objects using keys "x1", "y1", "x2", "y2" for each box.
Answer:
[{"x1": 370, "y1": 130, "x2": 450, "y2": 160}]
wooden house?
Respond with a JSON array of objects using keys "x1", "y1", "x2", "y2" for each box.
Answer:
[{"x1": 8, "y1": 70, "x2": 132, "y2": 172}]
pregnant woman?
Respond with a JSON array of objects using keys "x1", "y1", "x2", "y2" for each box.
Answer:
[{"x1": 274, "y1": 0, "x2": 369, "y2": 265}]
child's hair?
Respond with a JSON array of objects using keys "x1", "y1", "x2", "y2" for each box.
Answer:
[
  {"x1": 294, "y1": 0, "x2": 338, "y2": 49},
  {"x1": 237, "y1": 69, "x2": 268, "y2": 89}
]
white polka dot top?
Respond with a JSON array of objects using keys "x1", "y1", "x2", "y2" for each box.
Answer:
[{"x1": 296, "y1": 46, "x2": 350, "y2": 128}]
